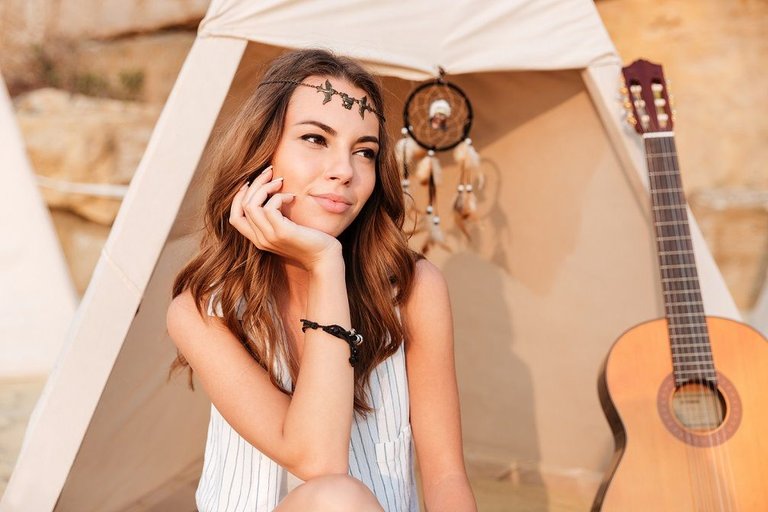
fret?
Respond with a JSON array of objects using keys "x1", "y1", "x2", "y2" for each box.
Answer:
[
  {"x1": 659, "y1": 263, "x2": 696, "y2": 270},
  {"x1": 652, "y1": 205, "x2": 687, "y2": 211},
  {"x1": 646, "y1": 152, "x2": 677, "y2": 157},
  {"x1": 668, "y1": 322, "x2": 708, "y2": 329},
  {"x1": 672, "y1": 342, "x2": 712, "y2": 349},
  {"x1": 649, "y1": 170, "x2": 680, "y2": 176},
  {"x1": 651, "y1": 188, "x2": 684, "y2": 194},
  {"x1": 661, "y1": 276, "x2": 698, "y2": 283},
  {"x1": 666, "y1": 300, "x2": 704, "y2": 306},
  {"x1": 672, "y1": 361, "x2": 714, "y2": 368},
  {"x1": 668, "y1": 312, "x2": 706, "y2": 319},
  {"x1": 657, "y1": 236, "x2": 691, "y2": 242},
  {"x1": 658, "y1": 250, "x2": 694, "y2": 256},
  {"x1": 659, "y1": 258, "x2": 696, "y2": 267},
  {"x1": 660, "y1": 268, "x2": 698, "y2": 277},
  {"x1": 655, "y1": 220, "x2": 688, "y2": 226},
  {"x1": 675, "y1": 369, "x2": 717, "y2": 376},
  {"x1": 671, "y1": 353, "x2": 713, "y2": 360},
  {"x1": 669, "y1": 332, "x2": 708, "y2": 340},
  {"x1": 663, "y1": 291, "x2": 701, "y2": 297}
]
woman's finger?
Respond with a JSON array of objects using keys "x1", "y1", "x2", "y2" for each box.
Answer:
[
  {"x1": 229, "y1": 183, "x2": 250, "y2": 225},
  {"x1": 243, "y1": 194, "x2": 277, "y2": 244},
  {"x1": 243, "y1": 165, "x2": 274, "y2": 204},
  {"x1": 262, "y1": 193, "x2": 296, "y2": 233},
  {"x1": 244, "y1": 177, "x2": 284, "y2": 209}
]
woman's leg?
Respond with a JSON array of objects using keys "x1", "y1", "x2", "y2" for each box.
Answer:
[{"x1": 274, "y1": 474, "x2": 384, "y2": 512}]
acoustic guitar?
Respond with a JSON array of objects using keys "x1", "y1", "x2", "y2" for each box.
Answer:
[{"x1": 592, "y1": 59, "x2": 768, "y2": 511}]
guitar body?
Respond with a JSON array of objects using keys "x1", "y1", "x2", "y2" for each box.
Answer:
[{"x1": 594, "y1": 316, "x2": 768, "y2": 511}]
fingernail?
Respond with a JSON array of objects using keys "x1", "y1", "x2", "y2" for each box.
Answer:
[{"x1": 243, "y1": 182, "x2": 249, "y2": 188}]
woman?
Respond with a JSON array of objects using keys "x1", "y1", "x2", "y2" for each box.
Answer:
[{"x1": 166, "y1": 48, "x2": 476, "y2": 511}]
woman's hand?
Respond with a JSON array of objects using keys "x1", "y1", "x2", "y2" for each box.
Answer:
[{"x1": 229, "y1": 165, "x2": 343, "y2": 271}]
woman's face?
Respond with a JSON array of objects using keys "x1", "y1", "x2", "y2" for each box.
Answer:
[{"x1": 270, "y1": 75, "x2": 380, "y2": 237}]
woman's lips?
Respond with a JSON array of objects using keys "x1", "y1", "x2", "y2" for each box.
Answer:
[{"x1": 311, "y1": 195, "x2": 352, "y2": 213}]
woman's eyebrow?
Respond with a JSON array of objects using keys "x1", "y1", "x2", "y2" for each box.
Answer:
[
  {"x1": 296, "y1": 120, "x2": 379, "y2": 145},
  {"x1": 357, "y1": 135, "x2": 380, "y2": 145},
  {"x1": 296, "y1": 120, "x2": 336, "y2": 135}
]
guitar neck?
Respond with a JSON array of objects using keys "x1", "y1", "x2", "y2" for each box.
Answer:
[{"x1": 644, "y1": 133, "x2": 716, "y2": 385}]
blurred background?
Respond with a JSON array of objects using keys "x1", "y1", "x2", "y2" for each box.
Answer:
[{"x1": 1, "y1": 0, "x2": 766, "y2": 510}]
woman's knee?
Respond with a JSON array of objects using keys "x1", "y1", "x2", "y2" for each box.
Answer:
[{"x1": 276, "y1": 474, "x2": 384, "y2": 511}]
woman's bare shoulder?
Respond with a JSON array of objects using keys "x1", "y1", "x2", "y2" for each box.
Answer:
[
  {"x1": 166, "y1": 289, "x2": 226, "y2": 353},
  {"x1": 406, "y1": 258, "x2": 449, "y2": 311},
  {"x1": 402, "y1": 258, "x2": 451, "y2": 347}
]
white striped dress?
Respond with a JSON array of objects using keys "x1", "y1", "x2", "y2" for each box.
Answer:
[{"x1": 195, "y1": 297, "x2": 419, "y2": 511}]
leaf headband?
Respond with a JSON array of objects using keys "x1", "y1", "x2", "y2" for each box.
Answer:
[{"x1": 259, "y1": 79, "x2": 384, "y2": 121}]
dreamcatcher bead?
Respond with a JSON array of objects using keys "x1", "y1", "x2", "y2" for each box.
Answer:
[
  {"x1": 466, "y1": 184, "x2": 473, "y2": 192},
  {"x1": 402, "y1": 178, "x2": 411, "y2": 187},
  {"x1": 401, "y1": 127, "x2": 409, "y2": 135},
  {"x1": 426, "y1": 205, "x2": 434, "y2": 214},
  {"x1": 457, "y1": 184, "x2": 465, "y2": 192},
  {"x1": 433, "y1": 216, "x2": 441, "y2": 225},
  {"x1": 427, "y1": 149, "x2": 435, "y2": 157}
]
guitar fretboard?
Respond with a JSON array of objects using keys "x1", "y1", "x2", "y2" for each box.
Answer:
[{"x1": 645, "y1": 134, "x2": 716, "y2": 386}]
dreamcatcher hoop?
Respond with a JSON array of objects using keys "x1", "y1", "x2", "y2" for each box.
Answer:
[{"x1": 403, "y1": 78, "x2": 474, "y2": 152}]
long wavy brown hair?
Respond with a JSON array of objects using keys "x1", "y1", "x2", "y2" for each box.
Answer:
[{"x1": 171, "y1": 48, "x2": 417, "y2": 414}]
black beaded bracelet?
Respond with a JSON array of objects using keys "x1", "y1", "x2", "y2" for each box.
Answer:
[{"x1": 300, "y1": 319, "x2": 363, "y2": 367}]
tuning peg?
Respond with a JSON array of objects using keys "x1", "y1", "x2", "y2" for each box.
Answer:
[
  {"x1": 619, "y1": 85, "x2": 629, "y2": 96},
  {"x1": 623, "y1": 100, "x2": 633, "y2": 110},
  {"x1": 626, "y1": 113, "x2": 637, "y2": 126}
]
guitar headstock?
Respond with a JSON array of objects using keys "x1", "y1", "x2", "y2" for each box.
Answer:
[{"x1": 621, "y1": 59, "x2": 675, "y2": 134}]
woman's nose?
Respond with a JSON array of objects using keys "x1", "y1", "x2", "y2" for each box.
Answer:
[{"x1": 325, "y1": 153, "x2": 355, "y2": 183}]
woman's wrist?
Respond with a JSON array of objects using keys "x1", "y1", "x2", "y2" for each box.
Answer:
[{"x1": 305, "y1": 241, "x2": 344, "y2": 275}]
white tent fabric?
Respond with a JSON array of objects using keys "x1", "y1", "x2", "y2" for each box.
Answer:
[
  {"x1": 1, "y1": 1, "x2": 741, "y2": 510},
  {"x1": 0, "y1": 73, "x2": 76, "y2": 377},
  {"x1": 199, "y1": 0, "x2": 618, "y2": 76}
]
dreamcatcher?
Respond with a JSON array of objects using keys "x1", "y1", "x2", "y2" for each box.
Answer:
[{"x1": 396, "y1": 69, "x2": 482, "y2": 253}]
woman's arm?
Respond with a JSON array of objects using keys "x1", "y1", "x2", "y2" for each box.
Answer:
[
  {"x1": 404, "y1": 259, "x2": 477, "y2": 511},
  {"x1": 167, "y1": 253, "x2": 354, "y2": 480},
  {"x1": 166, "y1": 169, "x2": 355, "y2": 480}
]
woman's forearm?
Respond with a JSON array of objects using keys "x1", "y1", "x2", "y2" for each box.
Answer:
[{"x1": 281, "y1": 248, "x2": 355, "y2": 478}]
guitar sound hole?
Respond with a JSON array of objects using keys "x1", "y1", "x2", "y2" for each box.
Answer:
[{"x1": 671, "y1": 382, "x2": 726, "y2": 431}]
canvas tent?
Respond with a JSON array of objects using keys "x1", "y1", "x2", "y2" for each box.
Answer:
[
  {"x1": 1, "y1": 0, "x2": 740, "y2": 510},
  {"x1": 0, "y1": 73, "x2": 75, "y2": 378}
]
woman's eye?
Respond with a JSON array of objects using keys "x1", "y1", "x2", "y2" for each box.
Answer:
[
  {"x1": 355, "y1": 148, "x2": 377, "y2": 160},
  {"x1": 302, "y1": 134, "x2": 326, "y2": 146}
]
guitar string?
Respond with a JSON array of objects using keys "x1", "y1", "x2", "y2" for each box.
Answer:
[
  {"x1": 649, "y1": 134, "x2": 706, "y2": 510},
  {"x1": 658, "y1": 134, "x2": 734, "y2": 511},
  {"x1": 665, "y1": 134, "x2": 737, "y2": 512}
]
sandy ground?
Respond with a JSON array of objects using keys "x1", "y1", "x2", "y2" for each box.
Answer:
[{"x1": 0, "y1": 378, "x2": 589, "y2": 511}]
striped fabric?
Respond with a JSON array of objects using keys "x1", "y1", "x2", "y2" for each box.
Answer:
[{"x1": 195, "y1": 296, "x2": 419, "y2": 511}]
